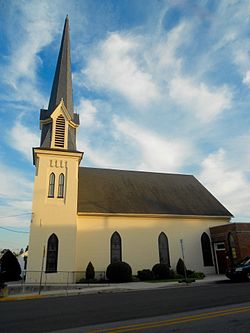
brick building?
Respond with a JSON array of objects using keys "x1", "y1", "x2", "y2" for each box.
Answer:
[{"x1": 210, "y1": 223, "x2": 250, "y2": 274}]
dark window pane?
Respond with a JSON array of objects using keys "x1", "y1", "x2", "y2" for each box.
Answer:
[
  {"x1": 111, "y1": 232, "x2": 122, "y2": 263},
  {"x1": 158, "y1": 232, "x2": 170, "y2": 267},
  {"x1": 48, "y1": 173, "x2": 55, "y2": 198},
  {"x1": 58, "y1": 173, "x2": 64, "y2": 198},
  {"x1": 46, "y1": 234, "x2": 58, "y2": 273},
  {"x1": 201, "y1": 232, "x2": 213, "y2": 266}
]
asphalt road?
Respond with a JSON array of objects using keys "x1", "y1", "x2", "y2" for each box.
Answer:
[{"x1": 1, "y1": 280, "x2": 250, "y2": 333}]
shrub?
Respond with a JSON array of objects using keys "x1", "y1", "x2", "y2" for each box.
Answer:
[
  {"x1": 137, "y1": 269, "x2": 154, "y2": 281},
  {"x1": 106, "y1": 261, "x2": 132, "y2": 283},
  {"x1": 188, "y1": 271, "x2": 205, "y2": 279},
  {"x1": 0, "y1": 275, "x2": 5, "y2": 289},
  {"x1": 169, "y1": 269, "x2": 182, "y2": 279},
  {"x1": 187, "y1": 269, "x2": 194, "y2": 277},
  {"x1": 176, "y1": 258, "x2": 187, "y2": 276},
  {"x1": 152, "y1": 264, "x2": 170, "y2": 279},
  {"x1": 85, "y1": 262, "x2": 95, "y2": 280}
]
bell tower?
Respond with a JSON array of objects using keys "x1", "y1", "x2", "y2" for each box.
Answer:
[{"x1": 27, "y1": 17, "x2": 83, "y2": 282}]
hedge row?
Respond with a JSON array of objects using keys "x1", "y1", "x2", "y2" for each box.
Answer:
[{"x1": 81, "y1": 259, "x2": 205, "y2": 283}]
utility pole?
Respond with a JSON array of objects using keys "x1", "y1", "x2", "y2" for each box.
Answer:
[{"x1": 38, "y1": 246, "x2": 45, "y2": 295}]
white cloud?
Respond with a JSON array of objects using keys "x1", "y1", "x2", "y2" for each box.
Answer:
[
  {"x1": 169, "y1": 77, "x2": 232, "y2": 122},
  {"x1": 3, "y1": 2, "x2": 59, "y2": 89},
  {"x1": 154, "y1": 21, "x2": 188, "y2": 73},
  {"x1": 113, "y1": 116, "x2": 193, "y2": 172},
  {"x1": 9, "y1": 122, "x2": 39, "y2": 161},
  {"x1": 0, "y1": 164, "x2": 32, "y2": 201},
  {"x1": 84, "y1": 33, "x2": 159, "y2": 106},
  {"x1": 243, "y1": 70, "x2": 250, "y2": 86},
  {"x1": 77, "y1": 98, "x2": 101, "y2": 128},
  {"x1": 78, "y1": 140, "x2": 125, "y2": 170},
  {"x1": 0, "y1": 161, "x2": 33, "y2": 227},
  {"x1": 199, "y1": 149, "x2": 250, "y2": 220}
]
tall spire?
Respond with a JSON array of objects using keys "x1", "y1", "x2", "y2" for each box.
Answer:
[
  {"x1": 48, "y1": 15, "x2": 74, "y2": 117},
  {"x1": 39, "y1": 16, "x2": 79, "y2": 151}
]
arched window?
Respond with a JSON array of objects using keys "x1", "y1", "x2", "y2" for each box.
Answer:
[
  {"x1": 48, "y1": 173, "x2": 55, "y2": 198},
  {"x1": 58, "y1": 173, "x2": 64, "y2": 198},
  {"x1": 158, "y1": 232, "x2": 170, "y2": 267},
  {"x1": 55, "y1": 115, "x2": 65, "y2": 148},
  {"x1": 228, "y1": 232, "x2": 237, "y2": 263},
  {"x1": 46, "y1": 234, "x2": 58, "y2": 273},
  {"x1": 110, "y1": 232, "x2": 122, "y2": 264},
  {"x1": 201, "y1": 232, "x2": 213, "y2": 266}
]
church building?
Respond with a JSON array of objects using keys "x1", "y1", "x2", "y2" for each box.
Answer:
[{"x1": 27, "y1": 17, "x2": 233, "y2": 283}]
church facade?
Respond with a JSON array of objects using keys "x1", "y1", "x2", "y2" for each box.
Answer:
[{"x1": 27, "y1": 17, "x2": 233, "y2": 283}]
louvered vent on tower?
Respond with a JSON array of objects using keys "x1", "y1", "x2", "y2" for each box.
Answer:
[{"x1": 55, "y1": 115, "x2": 65, "y2": 148}]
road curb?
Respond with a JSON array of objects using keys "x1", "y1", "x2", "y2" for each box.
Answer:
[{"x1": 0, "y1": 295, "x2": 44, "y2": 302}]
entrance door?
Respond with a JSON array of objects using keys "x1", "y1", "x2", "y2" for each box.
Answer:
[{"x1": 216, "y1": 250, "x2": 227, "y2": 274}]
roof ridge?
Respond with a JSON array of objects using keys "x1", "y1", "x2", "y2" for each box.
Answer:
[{"x1": 79, "y1": 166, "x2": 193, "y2": 177}]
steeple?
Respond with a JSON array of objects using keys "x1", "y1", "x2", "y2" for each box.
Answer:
[
  {"x1": 48, "y1": 15, "x2": 74, "y2": 117},
  {"x1": 39, "y1": 16, "x2": 79, "y2": 151}
]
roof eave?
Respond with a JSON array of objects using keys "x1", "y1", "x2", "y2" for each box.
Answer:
[{"x1": 77, "y1": 212, "x2": 233, "y2": 219}]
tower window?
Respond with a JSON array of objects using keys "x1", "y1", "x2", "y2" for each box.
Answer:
[
  {"x1": 48, "y1": 173, "x2": 55, "y2": 198},
  {"x1": 58, "y1": 173, "x2": 65, "y2": 198},
  {"x1": 46, "y1": 233, "x2": 59, "y2": 273},
  {"x1": 55, "y1": 115, "x2": 65, "y2": 148}
]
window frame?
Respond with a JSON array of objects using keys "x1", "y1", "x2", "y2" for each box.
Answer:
[
  {"x1": 48, "y1": 173, "x2": 55, "y2": 198},
  {"x1": 45, "y1": 233, "x2": 59, "y2": 273},
  {"x1": 110, "y1": 231, "x2": 122, "y2": 264},
  {"x1": 201, "y1": 232, "x2": 213, "y2": 266},
  {"x1": 158, "y1": 232, "x2": 171, "y2": 267},
  {"x1": 58, "y1": 173, "x2": 65, "y2": 198}
]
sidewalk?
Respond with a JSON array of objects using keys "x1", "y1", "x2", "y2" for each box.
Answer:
[{"x1": 0, "y1": 275, "x2": 228, "y2": 301}]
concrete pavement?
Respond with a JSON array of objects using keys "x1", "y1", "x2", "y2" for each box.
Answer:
[{"x1": 0, "y1": 274, "x2": 228, "y2": 301}]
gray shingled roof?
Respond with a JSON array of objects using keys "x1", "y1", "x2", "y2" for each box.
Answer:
[{"x1": 77, "y1": 167, "x2": 233, "y2": 217}]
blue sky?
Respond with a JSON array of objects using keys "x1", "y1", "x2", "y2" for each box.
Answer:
[{"x1": 0, "y1": 0, "x2": 250, "y2": 251}]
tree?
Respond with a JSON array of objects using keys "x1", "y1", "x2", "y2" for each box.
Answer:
[
  {"x1": 85, "y1": 262, "x2": 95, "y2": 280},
  {"x1": 0, "y1": 250, "x2": 21, "y2": 282}
]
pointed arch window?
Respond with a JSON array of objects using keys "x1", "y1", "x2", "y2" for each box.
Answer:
[
  {"x1": 158, "y1": 232, "x2": 170, "y2": 267},
  {"x1": 48, "y1": 173, "x2": 55, "y2": 198},
  {"x1": 111, "y1": 232, "x2": 122, "y2": 264},
  {"x1": 55, "y1": 115, "x2": 65, "y2": 148},
  {"x1": 228, "y1": 232, "x2": 237, "y2": 263},
  {"x1": 58, "y1": 173, "x2": 65, "y2": 198},
  {"x1": 201, "y1": 232, "x2": 213, "y2": 266},
  {"x1": 46, "y1": 233, "x2": 58, "y2": 273}
]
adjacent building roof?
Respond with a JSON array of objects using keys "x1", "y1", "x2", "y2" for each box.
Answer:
[{"x1": 78, "y1": 167, "x2": 233, "y2": 217}]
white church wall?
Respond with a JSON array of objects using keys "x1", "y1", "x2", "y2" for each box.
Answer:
[{"x1": 76, "y1": 214, "x2": 230, "y2": 275}]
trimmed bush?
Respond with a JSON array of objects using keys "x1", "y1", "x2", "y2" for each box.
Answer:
[
  {"x1": 176, "y1": 258, "x2": 186, "y2": 276},
  {"x1": 85, "y1": 262, "x2": 95, "y2": 280},
  {"x1": 169, "y1": 269, "x2": 182, "y2": 279},
  {"x1": 137, "y1": 269, "x2": 154, "y2": 281},
  {"x1": 152, "y1": 264, "x2": 170, "y2": 279},
  {"x1": 188, "y1": 271, "x2": 205, "y2": 279},
  {"x1": 106, "y1": 261, "x2": 132, "y2": 283},
  {"x1": 187, "y1": 269, "x2": 194, "y2": 277}
]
